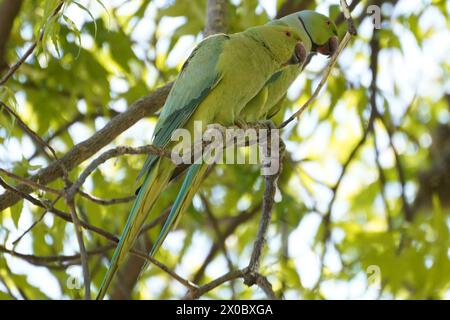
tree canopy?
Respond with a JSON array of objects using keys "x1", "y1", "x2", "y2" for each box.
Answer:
[{"x1": 0, "y1": 0, "x2": 449, "y2": 300}]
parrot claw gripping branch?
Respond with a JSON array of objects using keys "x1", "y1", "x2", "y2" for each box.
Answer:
[{"x1": 96, "y1": 0, "x2": 356, "y2": 300}]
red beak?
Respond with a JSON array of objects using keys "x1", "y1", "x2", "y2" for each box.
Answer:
[
  {"x1": 294, "y1": 42, "x2": 307, "y2": 64},
  {"x1": 317, "y1": 36, "x2": 339, "y2": 57}
]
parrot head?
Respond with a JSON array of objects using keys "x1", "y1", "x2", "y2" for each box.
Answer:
[{"x1": 272, "y1": 10, "x2": 339, "y2": 57}]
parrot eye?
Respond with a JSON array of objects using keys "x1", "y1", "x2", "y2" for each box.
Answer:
[
  {"x1": 285, "y1": 31, "x2": 292, "y2": 37},
  {"x1": 326, "y1": 21, "x2": 331, "y2": 26}
]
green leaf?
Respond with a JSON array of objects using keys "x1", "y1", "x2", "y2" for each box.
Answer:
[
  {"x1": 72, "y1": 1, "x2": 97, "y2": 38},
  {"x1": 0, "y1": 291, "x2": 14, "y2": 300},
  {"x1": 0, "y1": 86, "x2": 18, "y2": 109},
  {"x1": 10, "y1": 200, "x2": 23, "y2": 229},
  {"x1": 62, "y1": 14, "x2": 82, "y2": 57},
  {"x1": 42, "y1": 12, "x2": 63, "y2": 58},
  {"x1": 95, "y1": 0, "x2": 108, "y2": 15}
]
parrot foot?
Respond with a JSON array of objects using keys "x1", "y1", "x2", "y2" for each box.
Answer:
[
  {"x1": 234, "y1": 119, "x2": 276, "y2": 131},
  {"x1": 244, "y1": 119, "x2": 276, "y2": 131},
  {"x1": 234, "y1": 119, "x2": 251, "y2": 130},
  {"x1": 206, "y1": 123, "x2": 227, "y2": 134},
  {"x1": 254, "y1": 119, "x2": 276, "y2": 130}
]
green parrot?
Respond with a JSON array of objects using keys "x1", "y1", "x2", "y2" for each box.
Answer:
[
  {"x1": 97, "y1": 10, "x2": 338, "y2": 300},
  {"x1": 97, "y1": 21, "x2": 307, "y2": 300},
  {"x1": 149, "y1": 11, "x2": 339, "y2": 274},
  {"x1": 239, "y1": 10, "x2": 338, "y2": 123}
]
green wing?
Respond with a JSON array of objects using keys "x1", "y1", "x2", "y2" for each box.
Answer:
[{"x1": 137, "y1": 34, "x2": 228, "y2": 181}]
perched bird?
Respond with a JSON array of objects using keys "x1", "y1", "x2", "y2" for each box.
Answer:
[
  {"x1": 239, "y1": 10, "x2": 338, "y2": 122},
  {"x1": 97, "y1": 10, "x2": 337, "y2": 299},
  {"x1": 155, "y1": 11, "x2": 339, "y2": 273}
]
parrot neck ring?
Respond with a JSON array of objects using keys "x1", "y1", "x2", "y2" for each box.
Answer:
[
  {"x1": 298, "y1": 16, "x2": 339, "y2": 58},
  {"x1": 298, "y1": 16, "x2": 315, "y2": 48}
]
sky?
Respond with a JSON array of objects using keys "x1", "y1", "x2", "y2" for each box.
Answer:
[{"x1": 0, "y1": 0, "x2": 449, "y2": 299}]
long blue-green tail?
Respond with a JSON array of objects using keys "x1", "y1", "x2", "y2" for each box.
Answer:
[
  {"x1": 139, "y1": 163, "x2": 208, "y2": 275},
  {"x1": 96, "y1": 158, "x2": 175, "y2": 300}
]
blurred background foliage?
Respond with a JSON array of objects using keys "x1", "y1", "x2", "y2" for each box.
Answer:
[{"x1": 0, "y1": 0, "x2": 449, "y2": 299}]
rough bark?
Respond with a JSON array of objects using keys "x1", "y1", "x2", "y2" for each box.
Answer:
[
  {"x1": 204, "y1": 0, "x2": 228, "y2": 37},
  {"x1": 0, "y1": 0, "x2": 23, "y2": 72},
  {"x1": 275, "y1": 0, "x2": 314, "y2": 19}
]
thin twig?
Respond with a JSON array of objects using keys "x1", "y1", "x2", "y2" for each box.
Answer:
[
  {"x1": 243, "y1": 132, "x2": 284, "y2": 298},
  {"x1": 200, "y1": 194, "x2": 237, "y2": 298},
  {"x1": 66, "y1": 199, "x2": 91, "y2": 299},
  {"x1": 65, "y1": 145, "x2": 170, "y2": 200},
  {"x1": 12, "y1": 194, "x2": 63, "y2": 246},
  {"x1": 2, "y1": 175, "x2": 198, "y2": 291},
  {"x1": 0, "y1": 168, "x2": 62, "y2": 195},
  {"x1": 0, "y1": 175, "x2": 197, "y2": 290},
  {"x1": 254, "y1": 274, "x2": 277, "y2": 299},
  {"x1": 140, "y1": 206, "x2": 171, "y2": 234},
  {"x1": 340, "y1": 0, "x2": 358, "y2": 35},
  {"x1": 128, "y1": 248, "x2": 198, "y2": 291},
  {"x1": 192, "y1": 204, "x2": 261, "y2": 283},
  {"x1": 12, "y1": 211, "x2": 47, "y2": 246},
  {"x1": 201, "y1": 194, "x2": 234, "y2": 269},
  {"x1": 26, "y1": 108, "x2": 120, "y2": 161},
  {"x1": 0, "y1": 102, "x2": 57, "y2": 159},
  {"x1": 77, "y1": 190, "x2": 135, "y2": 206},
  {"x1": 378, "y1": 115, "x2": 412, "y2": 221},
  {"x1": 367, "y1": 29, "x2": 393, "y2": 229},
  {"x1": 0, "y1": 176, "x2": 116, "y2": 241},
  {"x1": 373, "y1": 131, "x2": 393, "y2": 229},
  {"x1": 0, "y1": 1, "x2": 64, "y2": 85},
  {"x1": 184, "y1": 268, "x2": 276, "y2": 300},
  {"x1": 185, "y1": 269, "x2": 244, "y2": 299},
  {"x1": 0, "y1": 244, "x2": 113, "y2": 268},
  {"x1": 1, "y1": 163, "x2": 134, "y2": 211},
  {"x1": 295, "y1": 0, "x2": 359, "y2": 293}
]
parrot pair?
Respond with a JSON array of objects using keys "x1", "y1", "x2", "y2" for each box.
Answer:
[{"x1": 97, "y1": 10, "x2": 338, "y2": 299}]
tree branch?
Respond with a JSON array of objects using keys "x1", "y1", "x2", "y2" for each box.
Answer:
[
  {"x1": 192, "y1": 205, "x2": 260, "y2": 283},
  {"x1": 0, "y1": 168, "x2": 61, "y2": 196},
  {"x1": 0, "y1": 83, "x2": 173, "y2": 211},
  {"x1": 0, "y1": 101, "x2": 57, "y2": 159},
  {"x1": 0, "y1": 175, "x2": 197, "y2": 291},
  {"x1": 0, "y1": 244, "x2": 113, "y2": 268},
  {"x1": 204, "y1": 0, "x2": 228, "y2": 37},
  {"x1": 185, "y1": 268, "x2": 276, "y2": 299},
  {"x1": 0, "y1": 0, "x2": 23, "y2": 73},
  {"x1": 77, "y1": 190, "x2": 135, "y2": 206},
  {"x1": 335, "y1": 0, "x2": 362, "y2": 25},
  {"x1": 65, "y1": 198, "x2": 91, "y2": 299},
  {"x1": 276, "y1": 0, "x2": 314, "y2": 19},
  {"x1": 240, "y1": 129, "x2": 284, "y2": 299},
  {"x1": 65, "y1": 144, "x2": 170, "y2": 201},
  {"x1": 200, "y1": 194, "x2": 237, "y2": 298},
  {"x1": 28, "y1": 109, "x2": 120, "y2": 161}
]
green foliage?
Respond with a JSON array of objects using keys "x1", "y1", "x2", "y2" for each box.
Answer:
[{"x1": 0, "y1": 0, "x2": 449, "y2": 300}]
